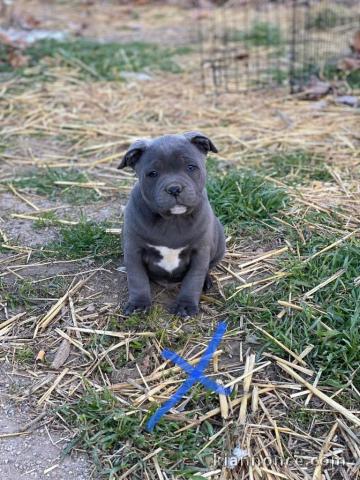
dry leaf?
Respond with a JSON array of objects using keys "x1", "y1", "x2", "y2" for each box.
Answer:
[
  {"x1": 51, "y1": 338, "x2": 71, "y2": 369},
  {"x1": 235, "y1": 52, "x2": 249, "y2": 61},
  {"x1": 36, "y1": 350, "x2": 46, "y2": 362},
  {"x1": 0, "y1": 32, "x2": 16, "y2": 46},
  {"x1": 338, "y1": 57, "x2": 360, "y2": 72},
  {"x1": 350, "y1": 30, "x2": 360, "y2": 55},
  {"x1": 8, "y1": 50, "x2": 29, "y2": 68},
  {"x1": 300, "y1": 76, "x2": 331, "y2": 101},
  {"x1": 14, "y1": 13, "x2": 41, "y2": 30},
  {"x1": 140, "y1": 354, "x2": 151, "y2": 375}
]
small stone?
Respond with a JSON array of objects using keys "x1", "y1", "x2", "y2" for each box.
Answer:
[
  {"x1": 334, "y1": 95, "x2": 359, "y2": 107},
  {"x1": 233, "y1": 447, "x2": 248, "y2": 459},
  {"x1": 120, "y1": 71, "x2": 152, "y2": 82}
]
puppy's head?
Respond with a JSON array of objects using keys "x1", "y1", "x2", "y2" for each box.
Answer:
[{"x1": 118, "y1": 132, "x2": 217, "y2": 216}]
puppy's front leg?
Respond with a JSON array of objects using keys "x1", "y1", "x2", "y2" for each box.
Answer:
[
  {"x1": 170, "y1": 249, "x2": 210, "y2": 318},
  {"x1": 124, "y1": 245, "x2": 151, "y2": 315}
]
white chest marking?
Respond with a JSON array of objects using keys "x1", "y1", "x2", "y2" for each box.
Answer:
[
  {"x1": 170, "y1": 205, "x2": 187, "y2": 215},
  {"x1": 149, "y1": 245, "x2": 186, "y2": 273}
]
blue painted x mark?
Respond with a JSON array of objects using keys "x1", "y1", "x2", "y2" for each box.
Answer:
[{"x1": 146, "y1": 321, "x2": 231, "y2": 432}]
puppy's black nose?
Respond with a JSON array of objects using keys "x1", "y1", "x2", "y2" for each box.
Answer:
[{"x1": 166, "y1": 184, "x2": 183, "y2": 196}]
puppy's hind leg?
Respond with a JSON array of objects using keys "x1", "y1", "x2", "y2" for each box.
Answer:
[
  {"x1": 203, "y1": 272, "x2": 213, "y2": 292},
  {"x1": 203, "y1": 221, "x2": 226, "y2": 293}
]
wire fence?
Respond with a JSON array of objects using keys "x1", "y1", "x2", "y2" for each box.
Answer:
[{"x1": 199, "y1": 0, "x2": 360, "y2": 95}]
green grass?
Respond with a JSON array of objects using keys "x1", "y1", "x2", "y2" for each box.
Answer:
[
  {"x1": 207, "y1": 166, "x2": 288, "y2": 230},
  {"x1": 206, "y1": 156, "x2": 357, "y2": 389},
  {"x1": 286, "y1": 407, "x2": 330, "y2": 436},
  {"x1": 0, "y1": 277, "x2": 70, "y2": 309},
  {"x1": 0, "y1": 39, "x2": 190, "y2": 80},
  {"x1": 323, "y1": 63, "x2": 360, "y2": 90},
  {"x1": 262, "y1": 150, "x2": 333, "y2": 184},
  {"x1": 228, "y1": 22, "x2": 283, "y2": 46},
  {"x1": 0, "y1": 279, "x2": 24, "y2": 309},
  {"x1": 10, "y1": 168, "x2": 101, "y2": 204},
  {"x1": 265, "y1": 67, "x2": 288, "y2": 85},
  {"x1": 61, "y1": 388, "x2": 220, "y2": 477},
  {"x1": 33, "y1": 211, "x2": 61, "y2": 228},
  {"x1": 345, "y1": 69, "x2": 360, "y2": 89},
  {"x1": 15, "y1": 347, "x2": 34, "y2": 364},
  {"x1": 43, "y1": 221, "x2": 121, "y2": 260},
  {"x1": 99, "y1": 337, "x2": 149, "y2": 371},
  {"x1": 305, "y1": 5, "x2": 350, "y2": 30},
  {"x1": 291, "y1": 61, "x2": 360, "y2": 90},
  {"x1": 227, "y1": 234, "x2": 360, "y2": 388}
]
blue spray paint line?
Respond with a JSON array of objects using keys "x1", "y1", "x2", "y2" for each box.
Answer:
[
  {"x1": 161, "y1": 350, "x2": 231, "y2": 395},
  {"x1": 196, "y1": 321, "x2": 227, "y2": 371},
  {"x1": 145, "y1": 376, "x2": 196, "y2": 432},
  {"x1": 146, "y1": 321, "x2": 230, "y2": 432}
]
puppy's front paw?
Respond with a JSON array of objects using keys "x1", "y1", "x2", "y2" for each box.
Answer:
[
  {"x1": 169, "y1": 300, "x2": 199, "y2": 318},
  {"x1": 124, "y1": 299, "x2": 151, "y2": 316}
]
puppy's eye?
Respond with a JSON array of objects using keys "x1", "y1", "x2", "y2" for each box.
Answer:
[
  {"x1": 147, "y1": 171, "x2": 158, "y2": 178},
  {"x1": 187, "y1": 164, "x2": 198, "y2": 172}
]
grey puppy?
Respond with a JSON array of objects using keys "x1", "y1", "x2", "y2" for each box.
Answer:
[{"x1": 118, "y1": 132, "x2": 225, "y2": 318}]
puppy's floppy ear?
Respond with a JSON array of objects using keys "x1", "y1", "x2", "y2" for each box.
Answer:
[
  {"x1": 183, "y1": 131, "x2": 218, "y2": 154},
  {"x1": 118, "y1": 139, "x2": 149, "y2": 169}
]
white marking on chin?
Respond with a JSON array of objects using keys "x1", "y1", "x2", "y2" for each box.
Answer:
[
  {"x1": 170, "y1": 205, "x2": 187, "y2": 215},
  {"x1": 149, "y1": 245, "x2": 186, "y2": 273}
]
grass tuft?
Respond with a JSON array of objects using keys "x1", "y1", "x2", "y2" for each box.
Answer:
[
  {"x1": 33, "y1": 211, "x2": 61, "y2": 228},
  {"x1": 306, "y1": 5, "x2": 350, "y2": 30},
  {"x1": 207, "y1": 167, "x2": 288, "y2": 229},
  {"x1": 263, "y1": 150, "x2": 333, "y2": 184},
  {"x1": 44, "y1": 221, "x2": 121, "y2": 260},
  {"x1": 229, "y1": 22, "x2": 283, "y2": 46},
  {"x1": 322, "y1": 62, "x2": 360, "y2": 89},
  {"x1": 227, "y1": 235, "x2": 360, "y2": 387},
  {"x1": 61, "y1": 388, "x2": 218, "y2": 477},
  {"x1": 15, "y1": 347, "x2": 34, "y2": 364},
  {"x1": 0, "y1": 39, "x2": 190, "y2": 79},
  {"x1": 11, "y1": 168, "x2": 101, "y2": 204},
  {"x1": 0, "y1": 277, "x2": 70, "y2": 309}
]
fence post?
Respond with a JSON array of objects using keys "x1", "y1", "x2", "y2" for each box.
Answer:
[{"x1": 289, "y1": 0, "x2": 298, "y2": 94}]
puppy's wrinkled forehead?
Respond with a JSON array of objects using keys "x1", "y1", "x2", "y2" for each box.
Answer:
[
  {"x1": 142, "y1": 135, "x2": 201, "y2": 169},
  {"x1": 118, "y1": 131, "x2": 218, "y2": 171}
]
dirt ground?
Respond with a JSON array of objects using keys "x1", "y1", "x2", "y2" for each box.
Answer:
[{"x1": 0, "y1": 366, "x2": 91, "y2": 479}]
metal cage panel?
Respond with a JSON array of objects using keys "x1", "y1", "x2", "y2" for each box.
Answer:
[{"x1": 199, "y1": 0, "x2": 360, "y2": 94}]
